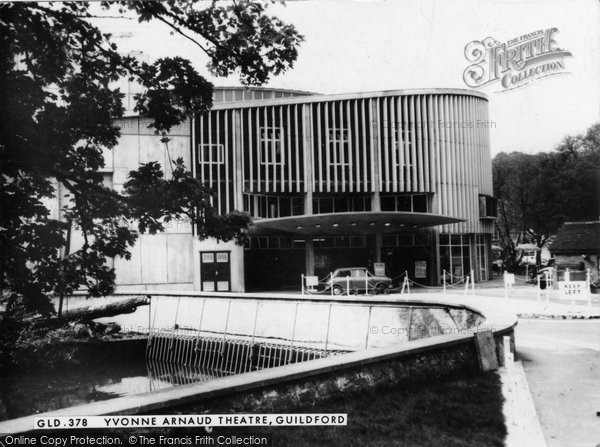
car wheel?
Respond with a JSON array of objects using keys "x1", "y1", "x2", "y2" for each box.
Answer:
[
  {"x1": 376, "y1": 283, "x2": 387, "y2": 295},
  {"x1": 332, "y1": 285, "x2": 343, "y2": 295}
]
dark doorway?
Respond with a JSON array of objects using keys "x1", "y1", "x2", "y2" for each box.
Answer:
[
  {"x1": 382, "y1": 246, "x2": 433, "y2": 286},
  {"x1": 244, "y1": 249, "x2": 305, "y2": 292}
]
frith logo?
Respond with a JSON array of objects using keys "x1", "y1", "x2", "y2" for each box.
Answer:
[{"x1": 463, "y1": 28, "x2": 572, "y2": 91}]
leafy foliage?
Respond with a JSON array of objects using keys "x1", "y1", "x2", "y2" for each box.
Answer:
[
  {"x1": 493, "y1": 123, "x2": 600, "y2": 270},
  {"x1": 0, "y1": 1, "x2": 302, "y2": 322}
]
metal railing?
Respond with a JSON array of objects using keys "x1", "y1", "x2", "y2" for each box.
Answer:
[{"x1": 144, "y1": 295, "x2": 487, "y2": 368}]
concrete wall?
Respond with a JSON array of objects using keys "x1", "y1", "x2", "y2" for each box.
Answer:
[
  {"x1": 156, "y1": 329, "x2": 514, "y2": 415},
  {"x1": 112, "y1": 117, "x2": 195, "y2": 290}
]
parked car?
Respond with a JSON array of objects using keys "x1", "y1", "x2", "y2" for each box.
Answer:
[{"x1": 328, "y1": 267, "x2": 392, "y2": 295}]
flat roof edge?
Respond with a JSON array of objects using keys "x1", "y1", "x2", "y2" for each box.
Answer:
[{"x1": 209, "y1": 88, "x2": 489, "y2": 111}]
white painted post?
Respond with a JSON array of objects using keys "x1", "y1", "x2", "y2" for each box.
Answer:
[
  {"x1": 288, "y1": 302, "x2": 299, "y2": 362},
  {"x1": 443, "y1": 269, "x2": 447, "y2": 295},
  {"x1": 301, "y1": 274, "x2": 305, "y2": 296},
  {"x1": 565, "y1": 267, "x2": 570, "y2": 282},
  {"x1": 400, "y1": 277, "x2": 406, "y2": 295},
  {"x1": 365, "y1": 272, "x2": 368, "y2": 295},
  {"x1": 587, "y1": 268, "x2": 592, "y2": 307},
  {"x1": 331, "y1": 271, "x2": 334, "y2": 296},
  {"x1": 364, "y1": 305, "x2": 372, "y2": 349},
  {"x1": 406, "y1": 274, "x2": 410, "y2": 294},
  {"x1": 346, "y1": 276, "x2": 350, "y2": 296},
  {"x1": 471, "y1": 269, "x2": 475, "y2": 295},
  {"x1": 324, "y1": 303, "x2": 333, "y2": 353},
  {"x1": 464, "y1": 274, "x2": 469, "y2": 295},
  {"x1": 251, "y1": 300, "x2": 259, "y2": 345},
  {"x1": 544, "y1": 271, "x2": 551, "y2": 303}
]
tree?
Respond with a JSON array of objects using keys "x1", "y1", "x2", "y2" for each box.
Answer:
[
  {"x1": 493, "y1": 122, "x2": 600, "y2": 271},
  {"x1": 0, "y1": 1, "x2": 303, "y2": 319}
]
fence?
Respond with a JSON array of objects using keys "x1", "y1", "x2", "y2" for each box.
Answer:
[
  {"x1": 503, "y1": 268, "x2": 593, "y2": 306},
  {"x1": 301, "y1": 269, "x2": 477, "y2": 297}
]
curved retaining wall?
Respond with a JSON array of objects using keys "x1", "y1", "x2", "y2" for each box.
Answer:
[{"x1": 0, "y1": 293, "x2": 516, "y2": 434}]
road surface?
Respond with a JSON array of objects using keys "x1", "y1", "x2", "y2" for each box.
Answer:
[{"x1": 515, "y1": 319, "x2": 600, "y2": 447}]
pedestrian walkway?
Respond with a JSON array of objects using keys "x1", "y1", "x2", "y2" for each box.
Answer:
[{"x1": 498, "y1": 361, "x2": 547, "y2": 447}]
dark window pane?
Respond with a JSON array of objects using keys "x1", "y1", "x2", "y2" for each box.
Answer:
[
  {"x1": 352, "y1": 197, "x2": 365, "y2": 212},
  {"x1": 414, "y1": 233, "x2": 429, "y2": 245},
  {"x1": 334, "y1": 197, "x2": 348, "y2": 213},
  {"x1": 398, "y1": 234, "x2": 413, "y2": 246},
  {"x1": 334, "y1": 236, "x2": 350, "y2": 248},
  {"x1": 279, "y1": 197, "x2": 291, "y2": 217},
  {"x1": 292, "y1": 198, "x2": 304, "y2": 216},
  {"x1": 320, "y1": 197, "x2": 333, "y2": 214},
  {"x1": 350, "y1": 236, "x2": 366, "y2": 247},
  {"x1": 413, "y1": 195, "x2": 427, "y2": 212},
  {"x1": 382, "y1": 235, "x2": 396, "y2": 246},
  {"x1": 397, "y1": 196, "x2": 411, "y2": 211},
  {"x1": 381, "y1": 196, "x2": 396, "y2": 211}
]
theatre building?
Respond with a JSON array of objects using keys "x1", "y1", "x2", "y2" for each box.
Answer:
[{"x1": 108, "y1": 87, "x2": 495, "y2": 292}]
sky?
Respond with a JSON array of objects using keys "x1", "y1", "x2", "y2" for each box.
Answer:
[{"x1": 97, "y1": 0, "x2": 600, "y2": 156}]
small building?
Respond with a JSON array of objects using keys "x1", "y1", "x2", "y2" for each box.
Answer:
[{"x1": 550, "y1": 221, "x2": 600, "y2": 283}]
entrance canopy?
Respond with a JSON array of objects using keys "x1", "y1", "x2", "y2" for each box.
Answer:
[{"x1": 250, "y1": 212, "x2": 464, "y2": 236}]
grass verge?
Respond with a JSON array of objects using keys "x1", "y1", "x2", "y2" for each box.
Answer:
[{"x1": 231, "y1": 370, "x2": 506, "y2": 447}]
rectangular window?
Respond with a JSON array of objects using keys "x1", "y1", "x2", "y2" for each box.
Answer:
[
  {"x1": 382, "y1": 235, "x2": 397, "y2": 247},
  {"x1": 350, "y1": 236, "x2": 366, "y2": 247},
  {"x1": 439, "y1": 233, "x2": 471, "y2": 283},
  {"x1": 291, "y1": 197, "x2": 303, "y2": 216},
  {"x1": 352, "y1": 197, "x2": 366, "y2": 212},
  {"x1": 352, "y1": 269, "x2": 366, "y2": 278},
  {"x1": 334, "y1": 237, "x2": 350, "y2": 248},
  {"x1": 328, "y1": 128, "x2": 351, "y2": 166},
  {"x1": 198, "y1": 144, "x2": 224, "y2": 164},
  {"x1": 479, "y1": 195, "x2": 498, "y2": 219},
  {"x1": 412, "y1": 194, "x2": 428, "y2": 213},
  {"x1": 334, "y1": 197, "x2": 349, "y2": 213},
  {"x1": 393, "y1": 128, "x2": 413, "y2": 167},
  {"x1": 260, "y1": 127, "x2": 283, "y2": 165},
  {"x1": 381, "y1": 196, "x2": 396, "y2": 212},
  {"x1": 397, "y1": 196, "x2": 412, "y2": 212}
]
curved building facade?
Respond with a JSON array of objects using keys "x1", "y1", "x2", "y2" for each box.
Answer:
[{"x1": 192, "y1": 88, "x2": 495, "y2": 292}]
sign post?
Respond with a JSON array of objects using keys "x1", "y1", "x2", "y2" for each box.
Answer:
[
  {"x1": 374, "y1": 262, "x2": 386, "y2": 277},
  {"x1": 503, "y1": 271, "x2": 515, "y2": 299},
  {"x1": 557, "y1": 279, "x2": 589, "y2": 305}
]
